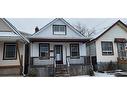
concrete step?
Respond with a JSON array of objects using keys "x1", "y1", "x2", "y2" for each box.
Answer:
[
  {"x1": 54, "y1": 64, "x2": 69, "y2": 77},
  {"x1": 55, "y1": 74, "x2": 70, "y2": 77}
]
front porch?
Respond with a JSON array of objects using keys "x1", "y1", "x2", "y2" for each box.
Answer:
[
  {"x1": 29, "y1": 56, "x2": 93, "y2": 77},
  {"x1": 29, "y1": 38, "x2": 92, "y2": 76}
]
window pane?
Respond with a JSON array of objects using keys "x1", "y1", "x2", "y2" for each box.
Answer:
[
  {"x1": 39, "y1": 44, "x2": 49, "y2": 59},
  {"x1": 53, "y1": 25, "x2": 66, "y2": 34},
  {"x1": 101, "y1": 42, "x2": 113, "y2": 55},
  {"x1": 53, "y1": 25, "x2": 59, "y2": 31},
  {"x1": 70, "y1": 44, "x2": 79, "y2": 58},
  {"x1": 4, "y1": 44, "x2": 16, "y2": 59}
]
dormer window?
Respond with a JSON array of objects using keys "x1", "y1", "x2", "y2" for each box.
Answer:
[{"x1": 53, "y1": 25, "x2": 66, "y2": 35}]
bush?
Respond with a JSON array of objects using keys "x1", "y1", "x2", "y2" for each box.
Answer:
[{"x1": 28, "y1": 68, "x2": 38, "y2": 77}]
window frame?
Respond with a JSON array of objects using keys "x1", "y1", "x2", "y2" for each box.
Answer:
[
  {"x1": 101, "y1": 41, "x2": 114, "y2": 56},
  {"x1": 70, "y1": 44, "x2": 80, "y2": 59},
  {"x1": 53, "y1": 25, "x2": 67, "y2": 35},
  {"x1": 39, "y1": 43, "x2": 50, "y2": 60},
  {"x1": 3, "y1": 43, "x2": 17, "y2": 60}
]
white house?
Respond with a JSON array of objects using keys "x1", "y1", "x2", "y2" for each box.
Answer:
[
  {"x1": 0, "y1": 18, "x2": 29, "y2": 75},
  {"x1": 29, "y1": 18, "x2": 90, "y2": 76},
  {"x1": 87, "y1": 20, "x2": 127, "y2": 71}
]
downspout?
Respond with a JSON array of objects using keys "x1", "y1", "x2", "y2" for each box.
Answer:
[{"x1": 22, "y1": 42, "x2": 27, "y2": 76}]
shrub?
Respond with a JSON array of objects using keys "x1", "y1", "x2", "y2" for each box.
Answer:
[{"x1": 28, "y1": 68, "x2": 38, "y2": 77}]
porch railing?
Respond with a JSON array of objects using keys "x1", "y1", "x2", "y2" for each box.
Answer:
[
  {"x1": 30, "y1": 56, "x2": 91, "y2": 66},
  {"x1": 30, "y1": 56, "x2": 93, "y2": 76},
  {"x1": 117, "y1": 57, "x2": 127, "y2": 64},
  {"x1": 66, "y1": 56, "x2": 91, "y2": 65}
]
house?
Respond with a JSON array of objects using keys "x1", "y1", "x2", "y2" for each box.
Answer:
[
  {"x1": 0, "y1": 18, "x2": 29, "y2": 76},
  {"x1": 29, "y1": 18, "x2": 91, "y2": 76},
  {"x1": 87, "y1": 20, "x2": 127, "y2": 71}
]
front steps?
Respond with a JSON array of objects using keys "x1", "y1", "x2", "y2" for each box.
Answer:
[{"x1": 55, "y1": 64, "x2": 70, "y2": 77}]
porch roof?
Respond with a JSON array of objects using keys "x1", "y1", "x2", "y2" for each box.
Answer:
[{"x1": 30, "y1": 38, "x2": 90, "y2": 43}]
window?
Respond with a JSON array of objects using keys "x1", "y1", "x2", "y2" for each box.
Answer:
[
  {"x1": 70, "y1": 44, "x2": 80, "y2": 58},
  {"x1": 101, "y1": 41, "x2": 114, "y2": 55},
  {"x1": 39, "y1": 43, "x2": 50, "y2": 59},
  {"x1": 4, "y1": 43, "x2": 17, "y2": 60},
  {"x1": 53, "y1": 25, "x2": 66, "y2": 35}
]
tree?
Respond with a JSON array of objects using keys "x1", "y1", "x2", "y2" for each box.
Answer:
[{"x1": 75, "y1": 23, "x2": 96, "y2": 37}]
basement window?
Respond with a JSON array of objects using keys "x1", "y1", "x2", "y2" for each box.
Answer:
[{"x1": 3, "y1": 43, "x2": 17, "y2": 60}]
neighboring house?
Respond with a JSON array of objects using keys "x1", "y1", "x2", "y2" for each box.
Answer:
[
  {"x1": 87, "y1": 20, "x2": 127, "y2": 71},
  {"x1": 19, "y1": 31, "x2": 31, "y2": 37},
  {"x1": 29, "y1": 18, "x2": 90, "y2": 76},
  {"x1": 0, "y1": 18, "x2": 29, "y2": 75}
]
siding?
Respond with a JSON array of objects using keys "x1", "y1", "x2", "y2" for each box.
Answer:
[
  {"x1": 0, "y1": 19, "x2": 12, "y2": 31},
  {"x1": 86, "y1": 42, "x2": 96, "y2": 56},
  {"x1": 0, "y1": 41, "x2": 24, "y2": 66}
]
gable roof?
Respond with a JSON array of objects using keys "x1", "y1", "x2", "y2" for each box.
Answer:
[
  {"x1": 91, "y1": 20, "x2": 127, "y2": 42},
  {"x1": 31, "y1": 18, "x2": 85, "y2": 38},
  {"x1": 19, "y1": 31, "x2": 31, "y2": 37},
  {"x1": 2, "y1": 18, "x2": 29, "y2": 43}
]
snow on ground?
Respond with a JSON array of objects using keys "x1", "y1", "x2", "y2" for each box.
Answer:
[
  {"x1": 94, "y1": 72, "x2": 115, "y2": 77},
  {"x1": 74, "y1": 72, "x2": 115, "y2": 77}
]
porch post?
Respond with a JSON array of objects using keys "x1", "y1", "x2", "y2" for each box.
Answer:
[
  {"x1": 65, "y1": 43, "x2": 70, "y2": 74},
  {"x1": 16, "y1": 41, "x2": 23, "y2": 75}
]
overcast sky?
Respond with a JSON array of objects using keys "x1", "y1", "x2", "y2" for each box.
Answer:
[{"x1": 7, "y1": 18, "x2": 127, "y2": 34}]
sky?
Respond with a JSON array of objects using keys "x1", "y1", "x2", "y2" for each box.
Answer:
[{"x1": 7, "y1": 18, "x2": 127, "y2": 34}]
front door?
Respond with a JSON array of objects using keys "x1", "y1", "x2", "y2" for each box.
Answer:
[
  {"x1": 54, "y1": 45, "x2": 63, "y2": 64},
  {"x1": 117, "y1": 43, "x2": 127, "y2": 58}
]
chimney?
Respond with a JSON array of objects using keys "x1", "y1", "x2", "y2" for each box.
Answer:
[{"x1": 35, "y1": 26, "x2": 39, "y2": 32}]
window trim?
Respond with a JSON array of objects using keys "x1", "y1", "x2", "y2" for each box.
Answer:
[
  {"x1": 3, "y1": 43, "x2": 17, "y2": 60},
  {"x1": 70, "y1": 44, "x2": 80, "y2": 59},
  {"x1": 53, "y1": 25, "x2": 67, "y2": 35},
  {"x1": 101, "y1": 41, "x2": 114, "y2": 56},
  {"x1": 39, "y1": 43, "x2": 50, "y2": 60}
]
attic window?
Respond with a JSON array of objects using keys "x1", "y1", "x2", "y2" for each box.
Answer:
[{"x1": 53, "y1": 25, "x2": 66, "y2": 35}]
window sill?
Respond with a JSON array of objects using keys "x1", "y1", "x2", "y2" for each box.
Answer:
[
  {"x1": 70, "y1": 56, "x2": 80, "y2": 59},
  {"x1": 39, "y1": 57, "x2": 50, "y2": 60},
  {"x1": 3, "y1": 58, "x2": 17, "y2": 60}
]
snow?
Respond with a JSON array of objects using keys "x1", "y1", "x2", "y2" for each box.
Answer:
[
  {"x1": 94, "y1": 72, "x2": 115, "y2": 77},
  {"x1": 0, "y1": 32, "x2": 18, "y2": 37},
  {"x1": 73, "y1": 72, "x2": 115, "y2": 77}
]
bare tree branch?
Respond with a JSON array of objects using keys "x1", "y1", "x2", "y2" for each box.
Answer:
[{"x1": 75, "y1": 23, "x2": 96, "y2": 37}]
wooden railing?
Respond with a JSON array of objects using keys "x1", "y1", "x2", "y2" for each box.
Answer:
[
  {"x1": 30, "y1": 56, "x2": 91, "y2": 66},
  {"x1": 117, "y1": 57, "x2": 127, "y2": 64},
  {"x1": 66, "y1": 56, "x2": 91, "y2": 65}
]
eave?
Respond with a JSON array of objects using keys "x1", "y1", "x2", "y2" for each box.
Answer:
[{"x1": 29, "y1": 38, "x2": 90, "y2": 43}]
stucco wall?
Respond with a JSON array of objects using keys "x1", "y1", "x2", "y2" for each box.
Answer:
[{"x1": 96, "y1": 24, "x2": 127, "y2": 63}]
